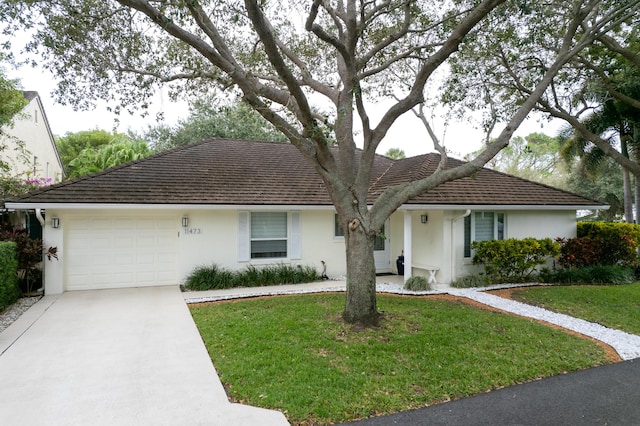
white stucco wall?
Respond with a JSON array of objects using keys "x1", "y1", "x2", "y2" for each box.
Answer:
[
  {"x1": 1, "y1": 96, "x2": 64, "y2": 182},
  {"x1": 177, "y1": 209, "x2": 347, "y2": 280},
  {"x1": 42, "y1": 208, "x2": 351, "y2": 294},
  {"x1": 40, "y1": 207, "x2": 580, "y2": 294}
]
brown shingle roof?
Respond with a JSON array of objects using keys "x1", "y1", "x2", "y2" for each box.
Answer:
[{"x1": 9, "y1": 139, "x2": 605, "y2": 207}]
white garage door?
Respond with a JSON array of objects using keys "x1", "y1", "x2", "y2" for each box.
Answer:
[{"x1": 65, "y1": 216, "x2": 178, "y2": 291}]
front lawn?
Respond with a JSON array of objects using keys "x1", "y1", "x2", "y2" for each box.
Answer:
[
  {"x1": 190, "y1": 293, "x2": 611, "y2": 425},
  {"x1": 508, "y1": 282, "x2": 640, "y2": 335}
]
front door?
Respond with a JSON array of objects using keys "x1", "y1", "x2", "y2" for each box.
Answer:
[{"x1": 374, "y1": 221, "x2": 391, "y2": 273}]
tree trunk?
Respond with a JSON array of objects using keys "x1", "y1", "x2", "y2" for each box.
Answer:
[
  {"x1": 343, "y1": 226, "x2": 379, "y2": 326},
  {"x1": 622, "y1": 139, "x2": 634, "y2": 223}
]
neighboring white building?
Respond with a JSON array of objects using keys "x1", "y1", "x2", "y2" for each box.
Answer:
[
  {"x1": 1, "y1": 91, "x2": 64, "y2": 183},
  {"x1": 6, "y1": 139, "x2": 607, "y2": 295}
]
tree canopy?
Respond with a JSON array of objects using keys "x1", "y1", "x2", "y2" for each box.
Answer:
[
  {"x1": 143, "y1": 99, "x2": 287, "y2": 152},
  {"x1": 467, "y1": 133, "x2": 569, "y2": 189},
  {"x1": 56, "y1": 130, "x2": 151, "y2": 179},
  {"x1": 0, "y1": 60, "x2": 28, "y2": 175},
  {"x1": 2, "y1": 0, "x2": 637, "y2": 324}
]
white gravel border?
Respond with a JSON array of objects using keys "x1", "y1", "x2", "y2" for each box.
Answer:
[{"x1": 185, "y1": 281, "x2": 640, "y2": 361}]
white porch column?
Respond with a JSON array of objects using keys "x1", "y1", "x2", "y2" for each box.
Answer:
[
  {"x1": 403, "y1": 210, "x2": 412, "y2": 283},
  {"x1": 43, "y1": 210, "x2": 64, "y2": 294}
]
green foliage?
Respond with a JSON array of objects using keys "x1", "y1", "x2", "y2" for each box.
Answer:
[
  {"x1": 566, "y1": 155, "x2": 624, "y2": 221},
  {"x1": 384, "y1": 147, "x2": 405, "y2": 160},
  {"x1": 56, "y1": 130, "x2": 151, "y2": 178},
  {"x1": 0, "y1": 241, "x2": 19, "y2": 311},
  {"x1": 0, "y1": 61, "x2": 28, "y2": 177},
  {"x1": 466, "y1": 133, "x2": 569, "y2": 188},
  {"x1": 0, "y1": 225, "x2": 57, "y2": 294},
  {"x1": 402, "y1": 275, "x2": 431, "y2": 291},
  {"x1": 184, "y1": 263, "x2": 321, "y2": 291},
  {"x1": 540, "y1": 265, "x2": 635, "y2": 285},
  {"x1": 190, "y1": 293, "x2": 609, "y2": 424},
  {"x1": 472, "y1": 238, "x2": 560, "y2": 284},
  {"x1": 558, "y1": 222, "x2": 640, "y2": 268},
  {"x1": 68, "y1": 139, "x2": 150, "y2": 177},
  {"x1": 450, "y1": 274, "x2": 490, "y2": 288},
  {"x1": 142, "y1": 100, "x2": 287, "y2": 152},
  {"x1": 0, "y1": 61, "x2": 27, "y2": 130}
]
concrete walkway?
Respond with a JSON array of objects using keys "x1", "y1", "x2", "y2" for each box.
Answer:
[{"x1": 0, "y1": 286, "x2": 288, "y2": 426}]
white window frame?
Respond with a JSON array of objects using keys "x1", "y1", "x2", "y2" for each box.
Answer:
[
  {"x1": 238, "y1": 211, "x2": 301, "y2": 262},
  {"x1": 464, "y1": 211, "x2": 505, "y2": 258}
]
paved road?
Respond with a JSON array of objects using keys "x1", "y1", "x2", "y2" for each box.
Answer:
[{"x1": 339, "y1": 359, "x2": 640, "y2": 425}]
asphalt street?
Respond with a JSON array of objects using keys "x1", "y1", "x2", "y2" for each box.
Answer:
[{"x1": 339, "y1": 359, "x2": 640, "y2": 426}]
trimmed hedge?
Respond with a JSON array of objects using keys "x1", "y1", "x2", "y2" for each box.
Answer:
[
  {"x1": 0, "y1": 242, "x2": 20, "y2": 312},
  {"x1": 471, "y1": 238, "x2": 560, "y2": 284}
]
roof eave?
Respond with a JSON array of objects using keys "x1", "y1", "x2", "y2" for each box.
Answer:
[
  {"x1": 398, "y1": 204, "x2": 610, "y2": 211},
  {"x1": 7, "y1": 201, "x2": 609, "y2": 212}
]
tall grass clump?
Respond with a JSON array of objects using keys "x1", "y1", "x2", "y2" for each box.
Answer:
[
  {"x1": 450, "y1": 274, "x2": 490, "y2": 288},
  {"x1": 183, "y1": 263, "x2": 321, "y2": 291},
  {"x1": 403, "y1": 275, "x2": 432, "y2": 291}
]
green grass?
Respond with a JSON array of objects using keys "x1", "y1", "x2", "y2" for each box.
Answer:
[
  {"x1": 190, "y1": 293, "x2": 610, "y2": 425},
  {"x1": 510, "y1": 282, "x2": 640, "y2": 335}
]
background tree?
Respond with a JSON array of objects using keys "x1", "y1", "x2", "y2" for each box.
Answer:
[
  {"x1": 57, "y1": 130, "x2": 151, "y2": 179},
  {"x1": 143, "y1": 99, "x2": 287, "y2": 152},
  {"x1": 2, "y1": 0, "x2": 634, "y2": 324},
  {"x1": 0, "y1": 62, "x2": 30, "y2": 207},
  {"x1": 565, "y1": 156, "x2": 624, "y2": 221},
  {"x1": 384, "y1": 148, "x2": 405, "y2": 160},
  {"x1": 0, "y1": 61, "x2": 28, "y2": 175},
  {"x1": 445, "y1": 5, "x2": 640, "y2": 221},
  {"x1": 466, "y1": 133, "x2": 569, "y2": 189}
]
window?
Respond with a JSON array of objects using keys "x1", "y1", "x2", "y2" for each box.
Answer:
[
  {"x1": 251, "y1": 212, "x2": 287, "y2": 258},
  {"x1": 334, "y1": 213, "x2": 345, "y2": 238},
  {"x1": 464, "y1": 212, "x2": 505, "y2": 258},
  {"x1": 238, "y1": 211, "x2": 301, "y2": 261}
]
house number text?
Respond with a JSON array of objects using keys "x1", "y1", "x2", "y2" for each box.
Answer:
[{"x1": 183, "y1": 228, "x2": 202, "y2": 235}]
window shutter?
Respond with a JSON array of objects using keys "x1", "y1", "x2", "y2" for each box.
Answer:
[
  {"x1": 290, "y1": 211, "x2": 301, "y2": 260},
  {"x1": 238, "y1": 211, "x2": 250, "y2": 262}
]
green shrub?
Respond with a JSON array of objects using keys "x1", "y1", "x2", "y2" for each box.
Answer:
[
  {"x1": 450, "y1": 274, "x2": 490, "y2": 288},
  {"x1": 403, "y1": 275, "x2": 432, "y2": 291},
  {"x1": 184, "y1": 263, "x2": 321, "y2": 291},
  {"x1": 558, "y1": 222, "x2": 640, "y2": 268},
  {"x1": 472, "y1": 238, "x2": 560, "y2": 284},
  {"x1": 0, "y1": 242, "x2": 20, "y2": 312},
  {"x1": 540, "y1": 265, "x2": 635, "y2": 285}
]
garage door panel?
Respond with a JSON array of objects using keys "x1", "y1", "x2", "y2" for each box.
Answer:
[{"x1": 65, "y1": 216, "x2": 178, "y2": 291}]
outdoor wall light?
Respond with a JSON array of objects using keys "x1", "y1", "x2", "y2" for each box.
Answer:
[
  {"x1": 51, "y1": 217, "x2": 60, "y2": 228},
  {"x1": 420, "y1": 214, "x2": 428, "y2": 224},
  {"x1": 182, "y1": 216, "x2": 189, "y2": 227}
]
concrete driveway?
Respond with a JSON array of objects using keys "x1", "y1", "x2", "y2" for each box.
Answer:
[{"x1": 0, "y1": 286, "x2": 288, "y2": 426}]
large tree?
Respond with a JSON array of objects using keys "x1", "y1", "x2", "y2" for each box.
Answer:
[{"x1": 2, "y1": 0, "x2": 634, "y2": 324}]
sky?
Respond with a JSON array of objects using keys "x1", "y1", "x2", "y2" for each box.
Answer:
[{"x1": 6, "y1": 56, "x2": 563, "y2": 159}]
